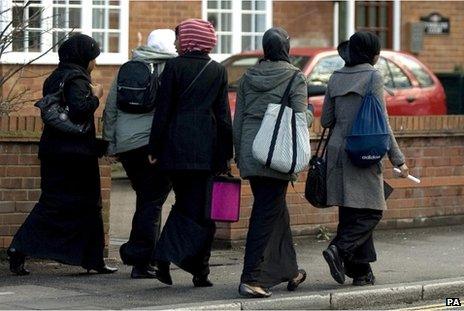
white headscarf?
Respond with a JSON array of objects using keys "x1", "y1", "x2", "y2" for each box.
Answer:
[{"x1": 147, "y1": 29, "x2": 177, "y2": 55}]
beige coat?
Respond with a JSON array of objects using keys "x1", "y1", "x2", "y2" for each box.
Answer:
[{"x1": 321, "y1": 64, "x2": 405, "y2": 210}]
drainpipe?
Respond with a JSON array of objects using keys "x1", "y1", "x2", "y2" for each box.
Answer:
[
  {"x1": 393, "y1": 0, "x2": 401, "y2": 51},
  {"x1": 346, "y1": 0, "x2": 356, "y2": 39},
  {"x1": 333, "y1": 1, "x2": 339, "y2": 47}
]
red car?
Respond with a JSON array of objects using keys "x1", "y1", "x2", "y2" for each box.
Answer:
[{"x1": 222, "y1": 48, "x2": 447, "y2": 117}]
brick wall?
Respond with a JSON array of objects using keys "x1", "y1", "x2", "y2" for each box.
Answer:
[
  {"x1": 0, "y1": 116, "x2": 112, "y2": 251},
  {"x1": 215, "y1": 115, "x2": 464, "y2": 244},
  {"x1": 273, "y1": 1, "x2": 333, "y2": 47},
  {"x1": 401, "y1": 1, "x2": 464, "y2": 72}
]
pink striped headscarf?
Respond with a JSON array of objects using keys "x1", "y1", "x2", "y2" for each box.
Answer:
[{"x1": 176, "y1": 19, "x2": 217, "y2": 55}]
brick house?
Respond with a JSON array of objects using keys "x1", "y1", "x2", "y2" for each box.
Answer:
[{"x1": 1, "y1": 0, "x2": 463, "y2": 116}]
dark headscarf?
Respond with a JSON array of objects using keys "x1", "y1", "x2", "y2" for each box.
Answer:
[
  {"x1": 58, "y1": 34, "x2": 100, "y2": 70},
  {"x1": 337, "y1": 40, "x2": 351, "y2": 65},
  {"x1": 346, "y1": 31, "x2": 380, "y2": 67},
  {"x1": 262, "y1": 27, "x2": 290, "y2": 63}
]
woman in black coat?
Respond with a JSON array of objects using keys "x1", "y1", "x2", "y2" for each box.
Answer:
[
  {"x1": 148, "y1": 19, "x2": 233, "y2": 287},
  {"x1": 7, "y1": 34, "x2": 117, "y2": 275}
]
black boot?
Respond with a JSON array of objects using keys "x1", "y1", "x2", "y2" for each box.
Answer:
[
  {"x1": 353, "y1": 271, "x2": 376, "y2": 286},
  {"x1": 322, "y1": 245, "x2": 345, "y2": 284},
  {"x1": 154, "y1": 261, "x2": 173, "y2": 285},
  {"x1": 192, "y1": 274, "x2": 213, "y2": 287},
  {"x1": 7, "y1": 248, "x2": 30, "y2": 276},
  {"x1": 131, "y1": 265, "x2": 157, "y2": 279}
]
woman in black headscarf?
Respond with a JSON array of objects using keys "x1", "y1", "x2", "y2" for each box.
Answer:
[
  {"x1": 321, "y1": 31, "x2": 408, "y2": 286},
  {"x1": 7, "y1": 34, "x2": 117, "y2": 275},
  {"x1": 234, "y1": 27, "x2": 312, "y2": 298}
]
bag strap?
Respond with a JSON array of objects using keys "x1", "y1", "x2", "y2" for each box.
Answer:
[
  {"x1": 180, "y1": 59, "x2": 213, "y2": 98},
  {"x1": 315, "y1": 127, "x2": 332, "y2": 157},
  {"x1": 58, "y1": 71, "x2": 89, "y2": 105},
  {"x1": 366, "y1": 71, "x2": 376, "y2": 94},
  {"x1": 280, "y1": 71, "x2": 299, "y2": 107}
]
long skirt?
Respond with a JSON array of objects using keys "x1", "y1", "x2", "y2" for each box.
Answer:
[
  {"x1": 9, "y1": 154, "x2": 105, "y2": 269},
  {"x1": 154, "y1": 170, "x2": 215, "y2": 276},
  {"x1": 330, "y1": 206, "x2": 383, "y2": 277},
  {"x1": 240, "y1": 177, "x2": 298, "y2": 288}
]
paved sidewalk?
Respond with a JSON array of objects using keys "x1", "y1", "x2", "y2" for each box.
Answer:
[{"x1": 0, "y1": 225, "x2": 463, "y2": 309}]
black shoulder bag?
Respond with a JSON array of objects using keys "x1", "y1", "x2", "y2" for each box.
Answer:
[
  {"x1": 35, "y1": 72, "x2": 93, "y2": 136},
  {"x1": 305, "y1": 127, "x2": 333, "y2": 208}
]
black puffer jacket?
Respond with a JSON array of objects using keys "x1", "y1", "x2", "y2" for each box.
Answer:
[
  {"x1": 149, "y1": 52, "x2": 233, "y2": 172},
  {"x1": 39, "y1": 63, "x2": 101, "y2": 157}
]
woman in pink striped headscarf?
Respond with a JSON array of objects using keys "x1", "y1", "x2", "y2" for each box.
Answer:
[{"x1": 148, "y1": 19, "x2": 233, "y2": 288}]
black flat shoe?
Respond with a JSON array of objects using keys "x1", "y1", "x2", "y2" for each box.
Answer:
[
  {"x1": 87, "y1": 265, "x2": 118, "y2": 274},
  {"x1": 287, "y1": 269, "x2": 307, "y2": 291},
  {"x1": 131, "y1": 266, "x2": 157, "y2": 279},
  {"x1": 323, "y1": 245, "x2": 345, "y2": 284},
  {"x1": 192, "y1": 275, "x2": 213, "y2": 287},
  {"x1": 155, "y1": 266, "x2": 173, "y2": 285},
  {"x1": 353, "y1": 271, "x2": 376, "y2": 286},
  {"x1": 7, "y1": 248, "x2": 30, "y2": 276},
  {"x1": 238, "y1": 283, "x2": 271, "y2": 298}
]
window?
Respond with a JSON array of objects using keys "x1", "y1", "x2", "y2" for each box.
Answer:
[
  {"x1": 308, "y1": 55, "x2": 344, "y2": 86},
  {"x1": 387, "y1": 60, "x2": 412, "y2": 89},
  {"x1": 203, "y1": 0, "x2": 272, "y2": 60},
  {"x1": 222, "y1": 55, "x2": 310, "y2": 89},
  {"x1": 394, "y1": 54, "x2": 434, "y2": 87},
  {"x1": 1, "y1": 0, "x2": 129, "y2": 64},
  {"x1": 356, "y1": 1, "x2": 392, "y2": 48},
  {"x1": 375, "y1": 57, "x2": 394, "y2": 89}
]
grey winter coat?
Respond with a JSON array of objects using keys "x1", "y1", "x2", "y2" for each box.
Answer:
[
  {"x1": 103, "y1": 46, "x2": 177, "y2": 155},
  {"x1": 233, "y1": 60, "x2": 313, "y2": 181},
  {"x1": 321, "y1": 63, "x2": 405, "y2": 210}
]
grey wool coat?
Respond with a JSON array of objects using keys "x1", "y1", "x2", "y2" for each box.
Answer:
[
  {"x1": 321, "y1": 63, "x2": 405, "y2": 210},
  {"x1": 233, "y1": 60, "x2": 313, "y2": 181}
]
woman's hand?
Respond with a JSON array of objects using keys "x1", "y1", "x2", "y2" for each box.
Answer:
[
  {"x1": 90, "y1": 83, "x2": 103, "y2": 99},
  {"x1": 398, "y1": 163, "x2": 409, "y2": 178},
  {"x1": 148, "y1": 155, "x2": 157, "y2": 165}
]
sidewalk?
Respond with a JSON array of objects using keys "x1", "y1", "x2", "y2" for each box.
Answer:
[{"x1": 1, "y1": 225, "x2": 463, "y2": 310}]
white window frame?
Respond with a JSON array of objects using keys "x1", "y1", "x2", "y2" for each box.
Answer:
[
  {"x1": 202, "y1": 0, "x2": 272, "y2": 62},
  {"x1": 0, "y1": 0, "x2": 129, "y2": 65}
]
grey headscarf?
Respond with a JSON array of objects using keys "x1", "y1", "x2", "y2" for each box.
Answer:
[{"x1": 262, "y1": 27, "x2": 290, "y2": 63}]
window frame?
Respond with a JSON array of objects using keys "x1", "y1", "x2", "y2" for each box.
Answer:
[
  {"x1": 0, "y1": 0, "x2": 129, "y2": 65},
  {"x1": 355, "y1": 1, "x2": 393, "y2": 49},
  {"x1": 202, "y1": 0, "x2": 273, "y2": 62}
]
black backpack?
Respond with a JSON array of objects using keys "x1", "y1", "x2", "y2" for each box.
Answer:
[{"x1": 116, "y1": 60, "x2": 159, "y2": 113}]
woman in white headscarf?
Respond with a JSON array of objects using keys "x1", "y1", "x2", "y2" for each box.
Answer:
[{"x1": 103, "y1": 29, "x2": 177, "y2": 279}]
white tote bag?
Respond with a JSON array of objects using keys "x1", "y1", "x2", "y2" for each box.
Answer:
[{"x1": 252, "y1": 72, "x2": 311, "y2": 174}]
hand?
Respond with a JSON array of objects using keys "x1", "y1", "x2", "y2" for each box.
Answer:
[
  {"x1": 148, "y1": 155, "x2": 158, "y2": 165},
  {"x1": 91, "y1": 83, "x2": 103, "y2": 99},
  {"x1": 398, "y1": 164, "x2": 409, "y2": 178}
]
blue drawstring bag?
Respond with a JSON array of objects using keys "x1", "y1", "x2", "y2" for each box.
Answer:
[{"x1": 345, "y1": 72, "x2": 391, "y2": 168}]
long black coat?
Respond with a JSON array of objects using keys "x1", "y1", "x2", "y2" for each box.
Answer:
[
  {"x1": 149, "y1": 52, "x2": 233, "y2": 172},
  {"x1": 39, "y1": 63, "x2": 101, "y2": 157}
]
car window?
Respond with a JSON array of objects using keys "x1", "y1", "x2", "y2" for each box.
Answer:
[
  {"x1": 308, "y1": 55, "x2": 345, "y2": 86},
  {"x1": 223, "y1": 55, "x2": 310, "y2": 89},
  {"x1": 394, "y1": 54, "x2": 434, "y2": 87},
  {"x1": 375, "y1": 57, "x2": 394, "y2": 89},
  {"x1": 387, "y1": 60, "x2": 412, "y2": 89}
]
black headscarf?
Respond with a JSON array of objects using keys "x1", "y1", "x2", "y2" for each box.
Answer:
[
  {"x1": 58, "y1": 34, "x2": 101, "y2": 70},
  {"x1": 262, "y1": 27, "x2": 290, "y2": 63},
  {"x1": 346, "y1": 31, "x2": 380, "y2": 67},
  {"x1": 337, "y1": 40, "x2": 351, "y2": 65}
]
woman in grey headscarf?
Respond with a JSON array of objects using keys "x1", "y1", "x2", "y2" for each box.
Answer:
[{"x1": 234, "y1": 27, "x2": 311, "y2": 298}]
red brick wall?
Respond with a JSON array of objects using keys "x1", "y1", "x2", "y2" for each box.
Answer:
[
  {"x1": 401, "y1": 1, "x2": 464, "y2": 72},
  {"x1": 0, "y1": 116, "x2": 112, "y2": 250},
  {"x1": 273, "y1": 1, "x2": 333, "y2": 47},
  {"x1": 215, "y1": 116, "x2": 464, "y2": 243}
]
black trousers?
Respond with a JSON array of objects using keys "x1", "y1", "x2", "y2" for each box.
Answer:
[
  {"x1": 118, "y1": 146, "x2": 172, "y2": 267},
  {"x1": 155, "y1": 170, "x2": 215, "y2": 276},
  {"x1": 241, "y1": 177, "x2": 298, "y2": 288},
  {"x1": 330, "y1": 206, "x2": 383, "y2": 277}
]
